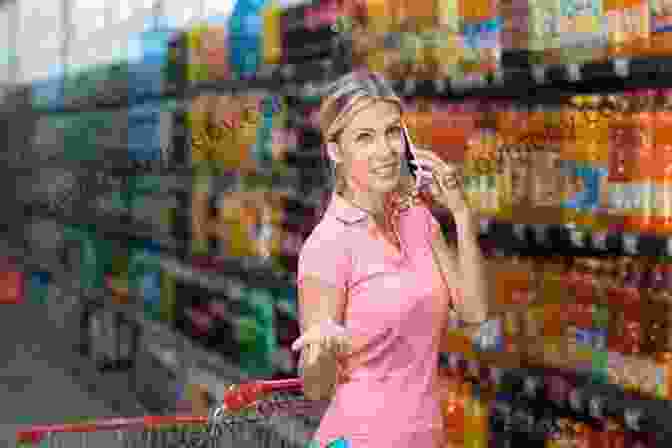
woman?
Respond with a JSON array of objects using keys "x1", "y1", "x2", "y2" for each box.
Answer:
[{"x1": 291, "y1": 71, "x2": 490, "y2": 448}]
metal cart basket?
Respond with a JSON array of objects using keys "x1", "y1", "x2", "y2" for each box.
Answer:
[{"x1": 16, "y1": 378, "x2": 331, "y2": 448}]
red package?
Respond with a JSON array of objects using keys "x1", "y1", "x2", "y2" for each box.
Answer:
[{"x1": 0, "y1": 268, "x2": 23, "y2": 304}]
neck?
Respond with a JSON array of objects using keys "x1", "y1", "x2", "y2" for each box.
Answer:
[{"x1": 341, "y1": 185, "x2": 386, "y2": 218}]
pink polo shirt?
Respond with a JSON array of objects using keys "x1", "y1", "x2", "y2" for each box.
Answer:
[{"x1": 297, "y1": 192, "x2": 455, "y2": 448}]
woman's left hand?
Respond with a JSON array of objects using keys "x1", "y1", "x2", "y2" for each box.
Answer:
[{"x1": 410, "y1": 148, "x2": 470, "y2": 216}]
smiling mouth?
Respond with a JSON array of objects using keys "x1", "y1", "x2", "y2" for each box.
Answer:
[{"x1": 373, "y1": 163, "x2": 398, "y2": 172}]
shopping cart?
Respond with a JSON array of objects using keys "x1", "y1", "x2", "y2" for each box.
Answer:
[{"x1": 16, "y1": 378, "x2": 331, "y2": 448}]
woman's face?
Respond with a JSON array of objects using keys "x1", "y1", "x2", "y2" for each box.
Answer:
[{"x1": 338, "y1": 100, "x2": 405, "y2": 195}]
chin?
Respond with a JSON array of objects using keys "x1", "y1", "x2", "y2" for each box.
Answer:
[{"x1": 371, "y1": 173, "x2": 402, "y2": 194}]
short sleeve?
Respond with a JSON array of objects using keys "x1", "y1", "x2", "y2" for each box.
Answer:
[{"x1": 297, "y1": 228, "x2": 352, "y2": 292}]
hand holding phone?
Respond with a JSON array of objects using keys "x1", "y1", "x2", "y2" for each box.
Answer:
[{"x1": 402, "y1": 124, "x2": 434, "y2": 191}]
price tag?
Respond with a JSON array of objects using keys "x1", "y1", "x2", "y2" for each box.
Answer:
[
  {"x1": 613, "y1": 58, "x2": 630, "y2": 78},
  {"x1": 623, "y1": 234, "x2": 639, "y2": 255},
  {"x1": 533, "y1": 65, "x2": 547, "y2": 84},
  {"x1": 90, "y1": 314, "x2": 102, "y2": 340},
  {"x1": 228, "y1": 281, "x2": 244, "y2": 301},
  {"x1": 433, "y1": 79, "x2": 447, "y2": 93},
  {"x1": 281, "y1": 64, "x2": 295, "y2": 80},
  {"x1": 449, "y1": 78, "x2": 464, "y2": 92},
  {"x1": 258, "y1": 64, "x2": 276, "y2": 80},
  {"x1": 624, "y1": 408, "x2": 642, "y2": 431},
  {"x1": 479, "y1": 218, "x2": 491, "y2": 235},
  {"x1": 320, "y1": 59, "x2": 333, "y2": 71},
  {"x1": 302, "y1": 82, "x2": 319, "y2": 98},
  {"x1": 589, "y1": 396, "x2": 604, "y2": 420},
  {"x1": 513, "y1": 223, "x2": 526, "y2": 241},
  {"x1": 533, "y1": 224, "x2": 548, "y2": 245},
  {"x1": 592, "y1": 232, "x2": 608, "y2": 251},
  {"x1": 493, "y1": 70, "x2": 505, "y2": 85},
  {"x1": 524, "y1": 376, "x2": 540, "y2": 397},
  {"x1": 570, "y1": 229, "x2": 585, "y2": 248},
  {"x1": 569, "y1": 388, "x2": 583, "y2": 412},
  {"x1": 567, "y1": 63, "x2": 581, "y2": 82},
  {"x1": 404, "y1": 79, "x2": 417, "y2": 95}
]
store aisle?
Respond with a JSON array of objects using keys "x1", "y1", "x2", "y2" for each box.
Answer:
[{"x1": 0, "y1": 300, "x2": 141, "y2": 447}]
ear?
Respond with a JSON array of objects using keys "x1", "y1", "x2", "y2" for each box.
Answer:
[{"x1": 326, "y1": 142, "x2": 342, "y2": 164}]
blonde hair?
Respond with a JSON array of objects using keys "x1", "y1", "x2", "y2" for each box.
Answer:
[{"x1": 317, "y1": 71, "x2": 404, "y2": 205}]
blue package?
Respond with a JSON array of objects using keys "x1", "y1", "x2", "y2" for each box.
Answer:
[
  {"x1": 574, "y1": 327, "x2": 593, "y2": 347},
  {"x1": 32, "y1": 70, "x2": 64, "y2": 110},
  {"x1": 128, "y1": 103, "x2": 162, "y2": 162},
  {"x1": 29, "y1": 271, "x2": 52, "y2": 306},
  {"x1": 128, "y1": 25, "x2": 177, "y2": 104},
  {"x1": 228, "y1": 0, "x2": 267, "y2": 80},
  {"x1": 562, "y1": 161, "x2": 608, "y2": 211}
]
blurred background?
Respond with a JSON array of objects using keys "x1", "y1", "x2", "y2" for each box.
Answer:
[{"x1": 4, "y1": 0, "x2": 672, "y2": 447}]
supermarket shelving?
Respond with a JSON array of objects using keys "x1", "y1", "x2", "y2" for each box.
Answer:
[{"x1": 12, "y1": 9, "x2": 672, "y2": 439}]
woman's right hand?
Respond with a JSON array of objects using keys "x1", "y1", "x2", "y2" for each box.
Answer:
[{"x1": 291, "y1": 319, "x2": 355, "y2": 400}]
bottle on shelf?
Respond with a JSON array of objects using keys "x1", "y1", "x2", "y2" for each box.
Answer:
[
  {"x1": 642, "y1": 261, "x2": 670, "y2": 355},
  {"x1": 465, "y1": 384, "x2": 491, "y2": 448},
  {"x1": 625, "y1": 90, "x2": 656, "y2": 234},
  {"x1": 606, "y1": 94, "x2": 635, "y2": 231},
  {"x1": 532, "y1": 0, "x2": 563, "y2": 65},
  {"x1": 649, "y1": 0, "x2": 672, "y2": 55},
  {"x1": 501, "y1": 0, "x2": 532, "y2": 61},
  {"x1": 228, "y1": 0, "x2": 267, "y2": 80},
  {"x1": 530, "y1": 107, "x2": 565, "y2": 222},
  {"x1": 436, "y1": 0, "x2": 462, "y2": 79},
  {"x1": 651, "y1": 89, "x2": 672, "y2": 235},
  {"x1": 262, "y1": 0, "x2": 282, "y2": 66},
  {"x1": 558, "y1": 0, "x2": 608, "y2": 65}
]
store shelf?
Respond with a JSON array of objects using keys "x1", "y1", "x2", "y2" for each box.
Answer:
[
  {"x1": 389, "y1": 55, "x2": 672, "y2": 103},
  {"x1": 476, "y1": 217, "x2": 672, "y2": 258},
  {"x1": 29, "y1": 57, "x2": 343, "y2": 115},
  {"x1": 499, "y1": 364, "x2": 672, "y2": 444},
  {"x1": 20, "y1": 199, "x2": 295, "y2": 289}
]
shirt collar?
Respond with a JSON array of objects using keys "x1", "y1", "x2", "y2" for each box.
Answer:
[
  {"x1": 326, "y1": 193, "x2": 369, "y2": 225},
  {"x1": 325, "y1": 190, "x2": 415, "y2": 226}
]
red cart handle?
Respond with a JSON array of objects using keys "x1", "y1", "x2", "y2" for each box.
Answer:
[
  {"x1": 17, "y1": 378, "x2": 305, "y2": 444},
  {"x1": 220, "y1": 378, "x2": 304, "y2": 411}
]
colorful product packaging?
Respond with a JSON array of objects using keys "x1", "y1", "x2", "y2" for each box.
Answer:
[
  {"x1": 606, "y1": 0, "x2": 650, "y2": 56},
  {"x1": 529, "y1": 0, "x2": 562, "y2": 64},
  {"x1": 262, "y1": 0, "x2": 283, "y2": 66},
  {"x1": 501, "y1": 0, "x2": 531, "y2": 55},
  {"x1": 607, "y1": 101, "x2": 638, "y2": 231},
  {"x1": 0, "y1": 261, "x2": 24, "y2": 305},
  {"x1": 128, "y1": 239, "x2": 164, "y2": 322},
  {"x1": 79, "y1": 226, "x2": 113, "y2": 295},
  {"x1": 614, "y1": 91, "x2": 653, "y2": 234},
  {"x1": 651, "y1": 90, "x2": 672, "y2": 235},
  {"x1": 28, "y1": 270, "x2": 51, "y2": 306},
  {"x1": 650, "y1": 0, "x2": 672, "y2": 54},
  {"x1": 461, "y1": 18, "x2": 503, "y2": 80},
  {"x1": 559, "y1": 0, "x2": 609, "y2": 64},
  {"x1": 127, "y1": 24, "x2": 178, "y2": 104},
  {"x1": 437, "y1": 0, "x2": 463, "y2": 78}
]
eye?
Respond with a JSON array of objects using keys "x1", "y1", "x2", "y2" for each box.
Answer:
[
  {"x1": 356, "y1": 133, "x2": 374, "y2": 143},
  {"x1": 387, "y1": 126, "x2": 403, "y2": 138}
]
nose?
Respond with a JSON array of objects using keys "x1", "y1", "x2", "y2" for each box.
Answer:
[{"x1": 374, "y1": 134, "x2": 400, "y2": 160}]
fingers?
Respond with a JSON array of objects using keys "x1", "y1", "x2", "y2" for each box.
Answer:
[{"x1": 441, "y1": 168, "x2": 462, "y2": 191}]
